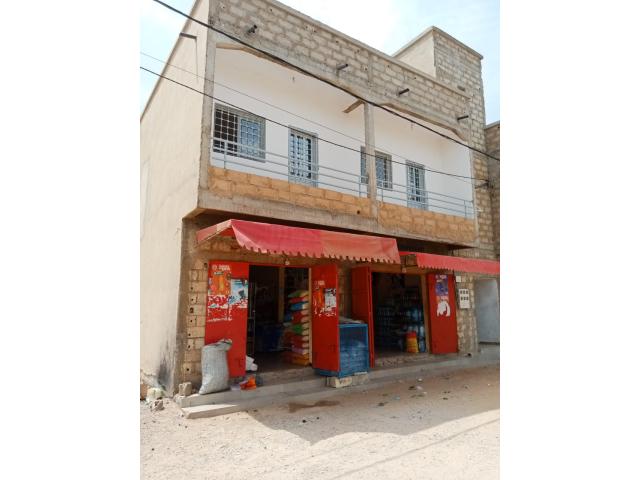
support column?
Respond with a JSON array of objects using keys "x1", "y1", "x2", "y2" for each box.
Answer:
[
  {"x1": 198, "y1": 6, "x2": 219, "y2": 191},
  {"x1": 363, "y1": 102, "x2": 378, "y2": 215}
]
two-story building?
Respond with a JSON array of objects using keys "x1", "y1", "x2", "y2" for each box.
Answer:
[{"x1": 141, "y1": 0, "x2": 499, "y2": 393}]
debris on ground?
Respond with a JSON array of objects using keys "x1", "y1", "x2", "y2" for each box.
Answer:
[
  {"x1": 393, "y1": 396, "x2": 401, "y2": 401},
  {"x1": 150, "y1": 399, "x2": 164, "y2": 412},
  {"x1": 146, "y1": 387, "x2": 165, "y2": 403},
  {"x1": 178, "y1": 382, "x2": 192, "y2": 396},
  {"x1": 377, "y1": 402, "x2": 387, "y2": 407}
]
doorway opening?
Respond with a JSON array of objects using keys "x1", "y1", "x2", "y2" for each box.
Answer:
[
  {"x1": 371, "y1": 272, "x2": 428, "y2": 358},
  {"x1": 246, "y1": 264, "x2": 310, "y2": 373}
]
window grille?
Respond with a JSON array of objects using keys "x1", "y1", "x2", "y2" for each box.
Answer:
[
  {"x1": 288, "y1": 128, "x2": 318, "y2": 186},
  {"x1": 213, "y1": 105, "x2": 265, "y2": 160},
  {"x1": 360, "y1": 148, "x2": 393, "y2": 189},
  {"x1": 406, "y1": 161, "x2": 426, "y2": 208}
]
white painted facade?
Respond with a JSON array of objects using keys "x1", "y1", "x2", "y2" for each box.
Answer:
[{"x1": 211, "y1": 47, "x2": 473, "y2": 217}]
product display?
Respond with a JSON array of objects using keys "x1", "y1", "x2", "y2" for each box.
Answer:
[
  {"x1": 372, "y1": 273, "x2": 427, "y2": 354},
  {"x1": 283, "y1": 289, "x2": 310, "y2": 365}
]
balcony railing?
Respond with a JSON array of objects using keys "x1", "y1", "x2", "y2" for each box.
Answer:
[{"x1": 210, "y1": 137, "x2": 474, "y2": 219}]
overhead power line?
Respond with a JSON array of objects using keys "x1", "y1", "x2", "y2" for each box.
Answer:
[
  {"x1": 150, "y1": 0, "x2": 500, "y2": 163},
  {"x1": 140, "y1": 65, "x2": 489, "y2": 187},
  {"x1": 140, "y1": 51, "x2": 485, "y2": 185}
]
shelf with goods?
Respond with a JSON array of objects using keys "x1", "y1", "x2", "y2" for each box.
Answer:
[
  {"x1": 282, "y1": 288, "x2": 310, "y2": 365},
  {"x1": 374, "y1": 286, "x2": 427, "y2": 353}
]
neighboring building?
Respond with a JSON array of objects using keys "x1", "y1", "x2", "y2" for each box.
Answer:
[
  {"x1": 485, "y1": 121, "x2": 500, "y2": 259},
  {"x1": 141, "y1": 0, "x2": 500, "y2": 393}
]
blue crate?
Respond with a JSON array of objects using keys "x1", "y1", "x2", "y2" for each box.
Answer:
[{"x1": 315, "y1": 323, "x2": 369, "y2": 378}]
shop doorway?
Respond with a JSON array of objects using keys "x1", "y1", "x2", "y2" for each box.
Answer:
[
  {"x1": 370, "y1": 272, "x2": 428, "y2": 358},
  {"x1": 246, "y1": 265, "x2": 310, "y2": 372}
]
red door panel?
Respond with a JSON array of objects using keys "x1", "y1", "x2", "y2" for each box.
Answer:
[
  {"x1": 427, "y1": 273, "x2": 458, "y2": 354},
  {"x1": 311, "y1": 264, "x2": 340, "y2": 372},
  {"x1": 351, "y1": 266, "x2": 374, "y2": 367},
  {"x1": 205, "y1": 261, "x2": 249, "y2": 377}
]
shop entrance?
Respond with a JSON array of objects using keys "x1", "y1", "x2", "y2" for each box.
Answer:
[
  {"x1": 371, "y1": 272, "x2": 428, "y2": 358},
  {"x1": 246, "y1": 265, "x2": 310, "y2": 372}
]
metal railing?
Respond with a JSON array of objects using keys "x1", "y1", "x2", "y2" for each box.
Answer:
[
  {"x1": 376, "y1": 180, "x2": 475, "y2": 219},
  {"x1": 210, "y1": 137, "x2": 474, "y2": 219}
]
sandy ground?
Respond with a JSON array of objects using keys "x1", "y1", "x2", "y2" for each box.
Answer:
[{"x1": 141, "y1": 365, "x2": 499, "y2": 480}]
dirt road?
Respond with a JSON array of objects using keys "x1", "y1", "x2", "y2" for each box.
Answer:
[{"x1": 141, "y1": 365, "x2": 499, "y2": 479}]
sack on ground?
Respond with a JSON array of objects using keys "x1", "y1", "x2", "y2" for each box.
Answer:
[{"x1": 199, "y1": 339, "x2": 232, "y2": 395}]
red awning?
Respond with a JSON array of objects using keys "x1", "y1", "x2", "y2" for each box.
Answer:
[
  {"x1": 400, "y1": 251, "x2": 500, "y2": 275},
  {"x1": 197, "y1": 219, "x2": 401, "y2": 264}
]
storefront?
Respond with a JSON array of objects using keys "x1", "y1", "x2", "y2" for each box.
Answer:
[
  {"x1": 192, "y1": 219, "x2": 499, "y2": 381},
  {"x1": 195, "y1": 219, "x2": 399, "y2": 378}
]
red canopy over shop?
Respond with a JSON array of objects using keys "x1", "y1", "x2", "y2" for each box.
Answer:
[
  {"x1": 400, "y1": 251, "x2": 500, "y2": 275},
  {"x1": 196, "y1": 219, "x2": 401, "y2": 264}
]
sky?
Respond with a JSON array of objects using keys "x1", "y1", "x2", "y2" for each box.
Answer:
[{"x1": 140, "y1": 0, "x2": 499, "y2": 123}]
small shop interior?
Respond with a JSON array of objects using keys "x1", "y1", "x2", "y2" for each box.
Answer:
[
  {"x1": 246, "y1": 265, "x2": 310, "y2": 371},
  {"x1": 245, "y1": 266, "x2": 429, "y2": 374},
  {"x1": 371, "y1": 272, "x2": 428, "y2": 356}
]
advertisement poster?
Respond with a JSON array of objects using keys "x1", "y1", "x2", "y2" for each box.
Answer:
[
  {"x1": 312, "y1": 280, "x2": 326, "y2": 313},
  {"x1": 229, "y1": 279, "x2": 248, "y2": 309},
  {"x1": 207, "y1": 264, "x2": 232, "y2": 322},
  {"x1": 324, "y1": 288, "x2": 337, "y2": 312},
  {"x1": 435, "y1": 274, "x2": 451, "y2": 317}
]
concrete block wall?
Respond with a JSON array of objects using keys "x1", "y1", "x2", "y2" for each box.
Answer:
[
  {"x1": 209, "y1": 166, "x2": 476, "y2": 246},
  {"x1": 454, "y1": 274, "x2": 478, "y2": 353},
  {"x1": 430, "y1": 30, "x2": 497, "y2": 262},
  {"x1": 485, "y1": 122, "x2": 500, "y2": 259},
  {"x1": 210, "y1": 0, "x2": 471, "y2": 135}
]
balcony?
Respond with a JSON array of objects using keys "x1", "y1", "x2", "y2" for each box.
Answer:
[
  {"x1": 205, "y1": 137, "x2": 477, "y2": 246},
  {"x1": 210, "y1": 138, "x2": 474, "y2": 217}
]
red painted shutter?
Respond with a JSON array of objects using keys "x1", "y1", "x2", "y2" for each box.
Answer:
[
  {"x1": 427, "y1": 273, "x2": 458, "y2": 354},
  {"x1": 351, "y1": 266, "x2": 374, "y2": 367},
  {"x1": 205, "y1": 261, "x2": 250, "y2": 377},
  {"x1": 311, "y1": 264, "x2": 340, "y2": 372}
]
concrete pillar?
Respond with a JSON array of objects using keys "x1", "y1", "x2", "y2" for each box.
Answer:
[
  {"x1": 363, "y1": 103, "x2": 378, "y2": 212},
  {"x1": 198, "y1": 6, "x2": 219, "y2": 190}
]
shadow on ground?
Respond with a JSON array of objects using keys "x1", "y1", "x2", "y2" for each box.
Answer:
[{"x1": 243, "y1": 365, "x2": 499, "y2": 445}]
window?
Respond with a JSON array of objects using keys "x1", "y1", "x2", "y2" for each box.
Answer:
[
  {"x1": 406, "y1": 161, "x2": 426, "y2": 208},
  {"x1": 213, "y1": 105, "x2": 265, "y2": 160},
  {"x1": 360, "y1": 148, "x2": 393, "y2": 189},
  {"x1": 288, "y1": 128, "x2": 318, "y2": 186}
]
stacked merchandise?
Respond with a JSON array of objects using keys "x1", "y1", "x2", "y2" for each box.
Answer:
[
  {"x1": 375, "y1": 293, "x2": 426, "y2": 353},
  {"x1": 282, "y1": 289, "x2": 310, "y2": 365}
]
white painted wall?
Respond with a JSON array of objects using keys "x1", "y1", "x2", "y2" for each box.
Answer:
[
  {"x1": 140, "y1": 0, "x2": 208, "y2": 392},
  {"x1": 211, "y1": 48, "x2": 472, "y2": 216}
]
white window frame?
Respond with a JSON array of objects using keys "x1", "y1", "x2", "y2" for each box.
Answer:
[
  {"x1": 360, "y1": 148, "x2": 393, "y2": 190},
  {"x1": 406, "y1": 161, "x2": 427, "y2": 209},
  {"x1": 213, "y1": 104, "x2": 266, "y2": 161},
  {"x1": 288, "y1": 127, "x2": 319, "y2": 186}
]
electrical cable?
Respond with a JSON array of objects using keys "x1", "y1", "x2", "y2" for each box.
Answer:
[
  {"x1": 140, "y1": 51, "x2": 483, "y2": 185},
  {"x1": 150, "y1": 0, "x2": 500, "y2": 164}
]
